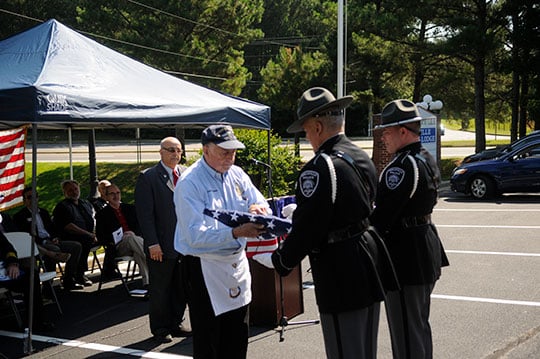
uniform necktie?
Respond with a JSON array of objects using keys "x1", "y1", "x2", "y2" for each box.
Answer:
[{"x1": 173, "y1": 168, "x2": 179, "y2": 185}]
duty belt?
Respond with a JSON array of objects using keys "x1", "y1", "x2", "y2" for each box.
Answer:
[
  {"x1": 401, "y1": 214, "x2": 432, "y2": 228},
  {"x1": 327, "y1": 219, "x2": 369, "y2": 244}
]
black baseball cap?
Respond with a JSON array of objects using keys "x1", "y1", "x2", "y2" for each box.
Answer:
[{"x1": 201, "y1": 125, "x2": 245, "y2": 150}]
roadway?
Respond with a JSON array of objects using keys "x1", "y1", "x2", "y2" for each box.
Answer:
[{"x1": 28, "y1": 129, "x2": 505, "y2": 163}]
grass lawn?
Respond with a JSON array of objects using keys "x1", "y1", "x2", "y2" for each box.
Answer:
[{"x1": 3, "y1": 157, "x2": 460, "y2": 219}]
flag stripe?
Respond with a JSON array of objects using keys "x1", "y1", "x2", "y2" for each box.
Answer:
[{"x1": 0, "y1": 126, "x2": 27, "y2": 211}]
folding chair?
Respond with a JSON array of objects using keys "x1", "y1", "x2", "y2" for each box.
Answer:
[
  {"x1": 97, "y1": 254, "x2": 139, "y2": 296},
  {"x1": 4, "y1": 232, "x2": 63, "y2": 315},
  {"x1": 0, "y1": 286, "x2": 23, "y2": 329}
]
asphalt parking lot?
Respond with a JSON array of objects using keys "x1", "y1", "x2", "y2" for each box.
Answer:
[{"x1": 1, "y1": 188, "x2": 539, "y2": 359}]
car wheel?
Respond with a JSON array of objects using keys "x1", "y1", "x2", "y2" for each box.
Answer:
[{"x1": 469, "y1": 175, "x2": 494, "y2": 199}]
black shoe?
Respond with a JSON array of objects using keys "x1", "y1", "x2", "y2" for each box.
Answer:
[
  {"x1": 170, "y1": 325, "x2": 192, "y2": 337},
  {"x1": 75, "y1": 276, "x2": 93, "y2": 287},
  {"x1": 63, "y1": 280, "x2": 84, "y2": 291},
  {"x1": 153, "y1": 334, "x2": 173, "y2": 343}
]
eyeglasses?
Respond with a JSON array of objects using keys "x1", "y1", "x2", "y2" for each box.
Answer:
[
  {"x1": 106, "y1": 191, "x2": 121, "y2": 196},
  {"x1": 161, "y1": 147, "x2": 183, "y2": 153}
]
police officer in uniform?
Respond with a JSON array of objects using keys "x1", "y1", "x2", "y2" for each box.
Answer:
[
  {"x1": 254, "y1": 87, "x2": 385, "y2": 359},
  {"x1": 371, "y1": 99, "x2": 449, "y2": 359}
]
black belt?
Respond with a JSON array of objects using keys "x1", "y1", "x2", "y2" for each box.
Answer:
[
  {"x1": 401, "y1": 214, "x2": 432, "y2": 228},
  {"x1": 327, "y1": 219, "x2": 369, "y2": 244}
]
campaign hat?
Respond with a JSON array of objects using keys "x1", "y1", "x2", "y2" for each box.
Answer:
[
  {"x1": 374, "y1": 99, "x2": 421, "y2": 129},
  {"x1": 287, "y1": 87, "x2": 353, "y2": 133}
]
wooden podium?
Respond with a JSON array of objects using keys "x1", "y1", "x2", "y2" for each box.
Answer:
[{"x1": 248, "y1": 258, "x2": 304, "y2": 326}]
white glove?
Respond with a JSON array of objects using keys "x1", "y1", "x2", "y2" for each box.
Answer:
[
  {"x1": 252, "y1": 253, "x2": 274, "y2": 269},
  {"x1": 281, "y1": 203, "x2": 297, "y2": 220}
]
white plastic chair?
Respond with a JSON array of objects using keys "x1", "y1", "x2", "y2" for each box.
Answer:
[{"x1": 4, "y1": 232, "x2": 63, "y2": 314}]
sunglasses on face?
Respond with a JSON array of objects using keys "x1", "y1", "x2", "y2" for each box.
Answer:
[{"x1": 161, "y1": 147, "x2": 183, "y2": 153}]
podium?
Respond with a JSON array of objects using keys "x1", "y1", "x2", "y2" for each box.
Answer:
[{"x1": 249, "y1": 258, "x2": 304, "y2": 326}]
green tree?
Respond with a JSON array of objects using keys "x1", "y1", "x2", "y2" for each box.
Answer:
[
  {"x1": 74, "y1": 0, "x2": 264, "y2": 95},
  {"x1": 258, "y1": 47, "x2": 331, "y2": 135}
]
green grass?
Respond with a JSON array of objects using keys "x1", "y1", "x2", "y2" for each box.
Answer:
[
  {"x1": 4, "y1": 158, "x2": 458, "y2": 219},
  {"x1": 4, "y1": 162, "x2": 155, "y2": 217}
]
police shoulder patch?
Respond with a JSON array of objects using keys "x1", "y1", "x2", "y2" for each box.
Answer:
[
  {"x1": 299, "y1": 170, "x2": 319, "y2": 198},
  {"x1": 385, "y1": 167, "x2": 405, "y2": 190}
]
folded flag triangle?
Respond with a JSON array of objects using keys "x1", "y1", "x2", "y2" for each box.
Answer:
[{"x1": 203, "y1": 208, "x2": 292, "y2": 240}]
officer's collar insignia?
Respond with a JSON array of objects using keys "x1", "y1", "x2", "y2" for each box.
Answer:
[
  {"x1": 299, "y1": 170, "x2": 319, "y2": 197},
  {"x1": 385, "y1": 167, "x2": 405, "y2": 190}
]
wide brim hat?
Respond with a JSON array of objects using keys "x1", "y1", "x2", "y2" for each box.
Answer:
[
  {"x1": 201, "y1": 124, "x2": 245, "y2": 150},
  {"x1": 374, "y1": 99, "x2": 421, "y2": 130},
  {"x1": 287, "y1": 87, "x2": 353, "y2": 133}
]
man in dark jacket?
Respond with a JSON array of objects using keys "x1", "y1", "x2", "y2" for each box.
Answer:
[
  {"x1": 95, "y1": 183, "x2": 148, "y2": 287},
  {"x1": 135, "y1": 137, "x2": 190, "y2": 343},
  {"x1": 254, "y1": 87, "x2": 383, "y2": 358},
  {"x1": 53, "y1": 180, "x2": 98, "y2": 289},
  {"x1": 14, "y1": 186, "x2": 82, "y2": 289},
  {"x1": 371, "y1": 99, "x2": 449, "y2": 359}
]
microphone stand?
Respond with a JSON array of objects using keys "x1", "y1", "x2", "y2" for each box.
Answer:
[{"x1": 252, "y1": 159, "x2": 320, "y2": 342}]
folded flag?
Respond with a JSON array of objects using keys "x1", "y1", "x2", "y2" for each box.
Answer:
[{"x1": 203, "y1": 208, "x2": 292, "y2": 240}]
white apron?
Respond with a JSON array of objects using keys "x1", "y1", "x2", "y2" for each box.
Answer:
[{"x1": 199, "y1": 251, "x2": 251, "y2": 316}]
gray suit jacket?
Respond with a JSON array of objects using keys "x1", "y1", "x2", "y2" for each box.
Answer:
[{"x1": 135, "y1": 161, "x2": 185, "y2": 258}]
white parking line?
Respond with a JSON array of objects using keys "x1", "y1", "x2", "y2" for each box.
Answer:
[
  {"x1": 446, "y1": 249, "x2": 540, "y2": 257},
  {"x1": 435, "y1": 208, "x2": 540, "y2": 212},
  {"x1": 0, "y1": 330, "x2": 192, "y2": 358},
  {"x1": 432, "y1": 294, "x2": 540, "y2": 307},
  {"x1": 438, "y1": 224, "x2": 540, "y2": 229}
]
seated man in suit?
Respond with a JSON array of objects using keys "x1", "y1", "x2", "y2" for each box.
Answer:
[
  {"x1": 53, "y1": 180, "x2": 97, "y2": 288},
  {"x1": 95, "y1": 183, "x2": 149, "y2": 288},
  {"x1": 14, "y1": 187, "x2": 83, "y2": 290}
]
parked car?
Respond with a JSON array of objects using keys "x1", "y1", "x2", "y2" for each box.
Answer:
[
  {"x1": 462, "y1": 130, "x2": 540, "y2": 164},
  {"x1": 451, "y1": 139, "x2": 540, "y2": 199}
]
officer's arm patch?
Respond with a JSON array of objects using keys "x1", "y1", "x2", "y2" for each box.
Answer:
[
  {"x1": 385, "y1": 167, "x2": 405, "y2": 190},
  {"x1": 299, "y1": 170, "x2": 319, "y2": 197}
]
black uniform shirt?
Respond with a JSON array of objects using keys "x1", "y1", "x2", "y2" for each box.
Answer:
[
  {"x1": 371, "y1": 141, "x2": 448, "y2": 285},
  {"x1": 272, "y1": 134, "x2": 382, "y2": 313},
  {"x1": 372, "y1": 141, "x2": 440, "y2": 233}
]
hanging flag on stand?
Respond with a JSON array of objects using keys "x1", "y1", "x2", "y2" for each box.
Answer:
[{"x1": 0, "y1": 126, "x2": 27, "y2": 211}]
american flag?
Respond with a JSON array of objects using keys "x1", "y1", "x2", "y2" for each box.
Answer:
[
  {"x1": 203, "y1": 208, "x2": 292, "y2": 258},
  {"x1": 203, "y1": 208, "x2": 292, "y2": 240},
  {"x1": 0, "y1": 126, "x2": 27, "y2": 211}
]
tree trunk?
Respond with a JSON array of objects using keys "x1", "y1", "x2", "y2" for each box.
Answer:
[
  {"x1": 474, "y1": 57, "x2": 486, "y2": 153},
  {"x1": 519, "y1": 74, "x2": 529, "y2": 138}
]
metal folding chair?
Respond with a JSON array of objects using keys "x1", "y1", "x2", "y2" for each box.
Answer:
[{"x1": 4, "y1": 232, "x2": 62, "y2": 315}]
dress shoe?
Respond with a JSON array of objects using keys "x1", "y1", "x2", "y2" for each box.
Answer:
[
  {"x1": 170, "y1": 324, "x2": 192, "y2": 337},
  {"x1": 62, "y1": 280, "x2": 84, "y2": 291},
  {"x1": 153, "y1": 334, "x2": 173, "y2": 343},
  {"x1": 75, "y1": 276, "x2": 93, "y2": 287}
]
